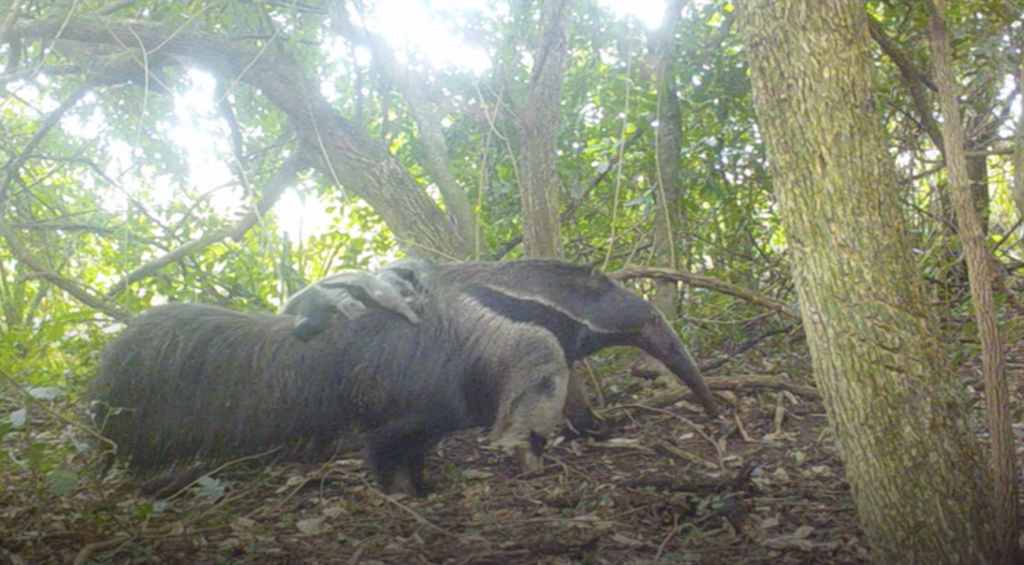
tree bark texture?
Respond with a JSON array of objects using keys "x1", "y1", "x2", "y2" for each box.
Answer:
[
  {"x1": 926, "y1": 2, "x2": 1018, "y2": 562},
  {"x1": 735, "y1": 1, "x2": 998, "y2": 563},
  {"x1": 10, "y1": 14, "x2": 470, "y2": 262},
  {"x1": 518, "y1": 0, "x2": 571, "y2": 259}
]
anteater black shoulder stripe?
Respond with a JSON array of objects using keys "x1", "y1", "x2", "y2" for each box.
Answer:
[{"x1": 464, "y1": 284, "x2": 585, "y2": 361}]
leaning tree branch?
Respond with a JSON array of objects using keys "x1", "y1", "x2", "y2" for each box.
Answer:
[
  {"x1": 610, "y1": 266, "x2": 800, "y2": 322},
  {"x1": 227, "y1": 151, "x2": 307, "y2": 241},
  {"x1": 103, "y1": 152, "x2": 307, "y2": 298},
  {"x1": 214, "y1": 75, "x2": 250, "y2": 193},
  {"x1": 102, "y1": 232, "x2": 224, "y2": 301},
  {"x1": 331, "y1": 7, "x2": 476, "y2": 252},
  {"x1": 10, "y1": 12, "x2": 468, "y2": 260},
  {"x1": 0, "y1": 219, "x2": 127, "y2": 318},
  {"x1": 927, "y1": 3, "x2": 1017, "y2": 559},
  {"x1": 867, "y1": 15, "x2": 944, "y2": 150}
]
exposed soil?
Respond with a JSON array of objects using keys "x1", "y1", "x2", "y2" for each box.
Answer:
[{"x1": 0, "y1": 343, "x2": 889, "y2": 565}]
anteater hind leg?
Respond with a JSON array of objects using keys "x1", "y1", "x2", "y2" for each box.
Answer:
[
  {"x1": 366, "y1": 417, "x2": 452, "y2": 496},
  {"x1": 563, "y1": 368, "x2": 609, "y2": 440}
]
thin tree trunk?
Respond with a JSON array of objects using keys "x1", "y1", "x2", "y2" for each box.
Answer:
[
  {"x1": 518, "y1": 0, "x2": 571, "y2": 259},
  {"x1": 735, "y1": 1, "x2": 998, "y2": 563},
  {"x1": 926, "y1": 1, "x2": 1018, "y2": 562},
  {"x1": 650, "y1": 0, "x2": 686, "y2": 319},
  {"x1": 967, "y1": 153, "x2": 991, "y2": 234}
]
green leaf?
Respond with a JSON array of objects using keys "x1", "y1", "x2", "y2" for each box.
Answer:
[
  {"x1": 47, "y1": 469, "x2": 80, "y2": 495},
  {"x1": 7, "y1": 408, "x2": 26, "y2": 429},
  {"x1": 27, "y1": 386, "x2": 63, "y2": 400},
  {"x1": 191, "y1": 475, "x2": 226, "y2": 498}
]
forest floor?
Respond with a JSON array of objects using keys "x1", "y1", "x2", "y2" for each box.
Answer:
[{"x1": 1, "y1": 340, "x2": 1019, "y2": 565}]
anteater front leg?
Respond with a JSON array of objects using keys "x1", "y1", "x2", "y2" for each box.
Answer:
[{"x1": 488, "y1": 333, "x2": 570, "y2": 473}]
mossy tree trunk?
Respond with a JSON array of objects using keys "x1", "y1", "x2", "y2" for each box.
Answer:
[{"x1": 735, "y1": 1, "x2": 999, "y2": 563}]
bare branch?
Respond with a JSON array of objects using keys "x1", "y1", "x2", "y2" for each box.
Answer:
[
  {"x1": 330, "y1": 7, "x2": 476, "y2": 252},
  {"x1": 610, "y1": 266, "x2": 800, "y2": 322},
  {"x1": 228, "y1": 151, "x2": 307, "y2": 241},
  {"x1": 96, "y1": 0, "x2": 138, "y2": 16},
  {"x1": 0, "y1": 219, "x2": 127, "y2": 318},
  {"x1": 0, "y1": 82, "x2": 93, "y2": 201},
  {"x1": 867, "y1": 15, "x2": 943, "y2": 150},
  {"x1": 103, "y1": 231, "x2": 224, "y2": 300},
  {"x1": 214, "y1": 76, "x2": 250, "y2": 193}
]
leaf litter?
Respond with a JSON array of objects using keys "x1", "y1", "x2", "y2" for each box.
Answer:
[{"x1": 0, "y1": 350, "x2": 881, "y2": 565}]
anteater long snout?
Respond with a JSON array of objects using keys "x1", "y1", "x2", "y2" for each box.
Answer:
[{"x1": 632, "y1": 314, "x2": 719, "y2": 417}]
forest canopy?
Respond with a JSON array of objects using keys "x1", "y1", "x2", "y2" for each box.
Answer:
[{"x1": 1, "y1": 0, "x2": 1018, "y2": 381}]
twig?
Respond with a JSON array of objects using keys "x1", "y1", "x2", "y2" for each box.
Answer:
[
  {"x1": 162, "y1": 447, "x2": 282, "y2": 504},
  {"x1": 650, "y1": 440, "x2": 719, "y2": 471},
  {"x1": 348, "y1": 544, "x2": 365, "y2": 565},
  {"x1": 653, "y1": 515, "x2": 679, "y2": 563},
  {"x1": 626, "y1": 375, "x2": 819, "y2": 403},
  {"x1": 733, "y1": 411, "x2": 755, "y2": 442},
  {"x1": 699, "y1": 326, "x2": 795, "y2": 372},
  {"x1": 0, "y1": 367, "x2": 115, "y2": 447},
  {"x1": 171, "y1": 478, "x2": 269, "y2": 530},
  {"x1": 610, "y1": 403, "x2": 724, "y2": 470},
  {"x1": 579, "y1": 359, "x2": 605, "y2": 408},
  {"x1": 507, "y1": 506, "x2": 650, "y2": 526},
  {"x1": 358, "y1": 476, "x2": 453, "y2": 537},
  {"x1": 73, "y1": 534, "x2": 134, "y2": 565}
]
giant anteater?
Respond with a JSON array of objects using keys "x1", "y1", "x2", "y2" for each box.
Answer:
[{"x1": 89, "y1": 260, "x2": 718, "y2": 495}]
